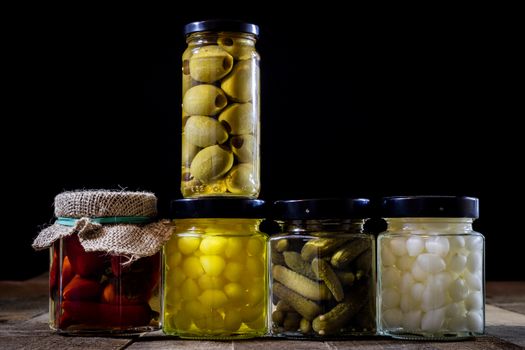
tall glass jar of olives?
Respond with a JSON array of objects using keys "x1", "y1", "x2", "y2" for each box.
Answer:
[
  {"x1": 181, "y1": 20, "x2": 261, "y2": 198},
  {"x1": 163, "y1": 198, "x2": 268, "y2": 339},
  {"x1": 269, "y1": 199, "x2": 376, "y2": 338},
  {"x1": 377, "y1": 196, "x2": 484, "y2": 340}
]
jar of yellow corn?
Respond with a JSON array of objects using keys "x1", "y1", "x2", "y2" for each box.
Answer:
[{"x1": 163, "y1": 198, "x2": 268, "y2": 339}]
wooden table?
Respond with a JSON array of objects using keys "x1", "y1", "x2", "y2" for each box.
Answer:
[{"x1": 1, "y1": 274, "x2": 524, "y2": 349}]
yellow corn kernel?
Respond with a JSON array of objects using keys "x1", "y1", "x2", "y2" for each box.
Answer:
[
  {"x1": 240, "y1": 304, "x2": 262, "y2": 323},
  {"x1": 166, "y1": 266, "x2": 186, "y2": 287},
  {"x1": 199, "y1": 236, "x2": 228, "y2": 255},
  {"x1": 167, "y1": 251, "x2": 183, "y2": 266},
  {"x1": 246, "y1": 237, "x2": 264, "y2": 256},
  {"x1": 246, "y1": 256, "x2": 264, "y2": 277},
  {"x1": 246, "y1": 314, "x2": 265, "y2": 330},
  {"x1": 224, "y1": 282, "x2": 244, "y2": 302},
  {"x1": 165, "y1": 287, "x2": 182, "y2": 307},
  {"x1": 245, "y1": 287, "x2": 263, "y2": 306},
  {"x1": 181, "y1": 278, "x2": 200, "y2": 300},
  {"x1": 199, "y1": 289, "x2": 228, "y2": 309},
  {"x1": 223, "y1": 309, "x2": 243, "y2": 332},
  {"x1": 178, "y1": 236, "x2": 201, "y2": 255},
  {"x1": 184, "y1": 300, "x2": 206, "y2": 320},
  {"x1": 194, "y1": 309, "x2": 224, "y2": 331},
  {"x1": 224, "y1": 262, "x2": 244, "y2": 282},
  {"x1": 182, "y1": 256, "x2": 204, "y2": 279},
  {"x1": 200, "y1": 255, "x2": 226, "y2": 277},
  {"x1": 198, "y1": 275, "x2": 226, "y2": 290},
  {"x1": 225, "y1": 238, "x2": 244, "y2": 258},
  {"x1": 169, "y1": 313, "x2": 192, "y2": 331}
]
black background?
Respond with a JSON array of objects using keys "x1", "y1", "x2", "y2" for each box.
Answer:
[{"x1": 3, "y1": 5, "x2": 523, "y2": 280}]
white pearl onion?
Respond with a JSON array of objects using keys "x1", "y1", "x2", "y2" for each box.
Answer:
[
  {"x1": 448, "y1": 253, "x2": 467, "y2": 274},
  {"x1": 397, "y1": 255, "x2": 415, "y2": 271},
  {"x1": 449, "y1": 278, "x2": 469, "y2": 302},
  {"x1": 406, "y1": 237, "x2": 424, "y2": 257},
  {"x1": 383, "y1": 308, "x2": 403, "y2": 328},
  {"x1": 402, "y1": 310, "x2": 422, "y2": 330},
  {"x1": 464, "y1": 270, "x2": 482, "y2": 291},
  {"x1": 400, "y1": 272, "x2": 415, "y2": 293},
  {"x1": 467, "y1": 252, "x2": 482, "y2": 273},
  {"x1": 446, "y1": 302, "x2": 466, "y2": 318},
  {"x1": 421, "y1": 282, "x2": 446, "y2": 311},
  {"x1": 425, "y1": 237, "x2": 450, "y2": 257},
  {"x1": 421, "y1": 308, "x2": 446, "y2": 332},
  {"x1": 449, "y1": 236, "x2": 466, "y2": 252},
  {"x1": 447, "y1": 315, "x2": 468, "y2": 331},
  {"x1": 466, "y1": 310, "x2": 484, "y2": 332},
  {"x1": 382, "y1": 267, "x2": 401, "y2": 288},
  {"x1": 390, "y1": 237, "x2": 408, "y2": 256},
  {"x1": 466, "y1": 236, "x2": 483, "y2": 251},
  {"x1": 411, "y1": 283, "x2": 425, "y2": 302},
  {"x1": 465, "y1": 291, "x2": 483, "y2": 311},
  {"x1": 416, "y1": 253, "x2": 446, "y2": 274},
  {"x1": 382, "y1": 288, "x2": 401, "y2": 309}
]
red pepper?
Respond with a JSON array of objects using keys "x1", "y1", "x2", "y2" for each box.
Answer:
[
  {"x1": 101, "y1": 281, "x2": 147, "y2": 305},
  {"x1": 63, "y1": 275, "x2": 102, "y2": 301},
  {"x1": 65, "y1": 234, "x2": 107, "y2": 277},
  {"x1": 62, "y1": 256, "x2": 75, "y2": 287},
  {"x1": 60, "y1": 301, "x2": 152, "y2": 328}
]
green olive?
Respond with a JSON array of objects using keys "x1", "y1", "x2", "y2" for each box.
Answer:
[
  {"x1": 218, "y1": 103, "x2": 255, "y2": 135},
  {"x1": 231, "y1": 134, "x2": 257, "y2": 163},
  {"x1": 190, "y1": 145, "x2": 234, "y2": 183},
  {"x1": 221, "y1": 60, "x2": 257, "y2": 102},
  {"x1": 183, "y1": 84, "x2": 228, "y2": 116},
  {"x1": 189, "y1": 45, "x2": 234, "y2": 83},
  {"x1": 226, "y1": 164, "x2": 259, "y2": 196},
  {"x1": 182, "y1": 134, "x2": 201, "y2": 165},
  {"x1": 184, "y1": 116, "x2": 229, "y2": 148},
  {"x1": 218, "y1": 37, "x2": 255, "y2": 60},
  {"x1": 182, "y1": 47, "x2": 193, "y2": 95}
]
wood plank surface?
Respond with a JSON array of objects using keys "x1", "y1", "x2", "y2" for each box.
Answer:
[{"x1": 1, "y1": 275, "x2": 524, "y2": 350}]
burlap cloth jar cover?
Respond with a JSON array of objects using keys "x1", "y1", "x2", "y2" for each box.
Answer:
[{"x1": 33, "y1": 190, "x2": 172, "y2": 259}]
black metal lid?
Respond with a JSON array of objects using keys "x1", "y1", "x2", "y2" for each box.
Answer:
[
  {"x1": 184, "y1": 20, "x2": 259, "y2": 37},
  {"x1": 171, "y1": 198, "x2": 266, "y2": 219},
  {"x1": 272, "y1": 198, "x2": 371, "y2": 220},
  {"x1": 382, "y1": 196, "x2": 479, "y2": 218}
]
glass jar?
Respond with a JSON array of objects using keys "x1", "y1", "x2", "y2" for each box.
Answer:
[
  {"x1": 33, "y1": 190, "x2": 166, "y2": 334},
  {"x1": 269, "y1": 199, "x2": 376, "y2": 338},
  {"x1": 377, "y1": 196, "x2": 484, "y2": 340},
  {"x1": 163, "y1": 198, "x2": 268, "y2": 339},
  {"x1": 49, "y1": 237, "x2": 161, "y2": 333},
  {"x1": 181, "y1": 20, "x2": 261, "y2": 198}
]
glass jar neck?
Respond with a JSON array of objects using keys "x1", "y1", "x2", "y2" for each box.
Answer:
[
  {"x1": 186, "y1": 31, "x2": 257, "y2": 46},
  {"x1": 385, "y1": 217, "x2": 474, "y2": 233},
  {"x1": 280, "y1": 219, "x2": 365, "y2": 234},
  {"x1": 174, "y1": 218, "x2": 262, "y2": 234}
]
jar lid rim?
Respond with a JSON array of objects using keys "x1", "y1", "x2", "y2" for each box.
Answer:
[
  {"x1": 184, "y1": 19, "x2": 259, "y2": 37},
  {"x1": 382, "y1": 196, "x2": 479, "y2": 218}
]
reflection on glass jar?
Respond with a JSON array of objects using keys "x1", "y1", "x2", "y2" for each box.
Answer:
[
  {"x1": 181, "y1": 20, "x2": 260, "y2": 198},
  {"x1": 269, "y1": 199, "x2": 376, "y2": 338},
  {"x1": 163, "y1": 198, "x2": 268, "y2": 339},
  {"x1": 377, "y1": 196, "x2": 484, "y2": 340}
]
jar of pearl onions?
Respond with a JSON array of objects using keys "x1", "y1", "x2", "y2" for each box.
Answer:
[
  {"x1": 377, "y1": 196, "x2": 484, "y2": 340},
  {"x1": 163, "y1": 198, "x2": 268, "y2": 339}
]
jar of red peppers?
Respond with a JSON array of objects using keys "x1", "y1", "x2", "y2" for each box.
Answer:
[{"x1": 32, "y1": 190, "x2": 172, "y2": 334}]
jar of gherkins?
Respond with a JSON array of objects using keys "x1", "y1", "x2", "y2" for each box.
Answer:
[
  {"x1": 269, "y1": 198, "x2": 376, "y2": 338},
  {"x1": 163, "y1": 198, "x2": 268, "y2": 339},
  {"x1": 378, "y1": 196, "x2": 484, "y2": 340},
  {"x1": 181, "y1": 20, "x2": 260, "y2": 198}
]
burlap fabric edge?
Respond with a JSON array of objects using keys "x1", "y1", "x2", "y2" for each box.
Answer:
[{"x1": 32, "y1": 218, "x2": 172, "y2": 259}]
